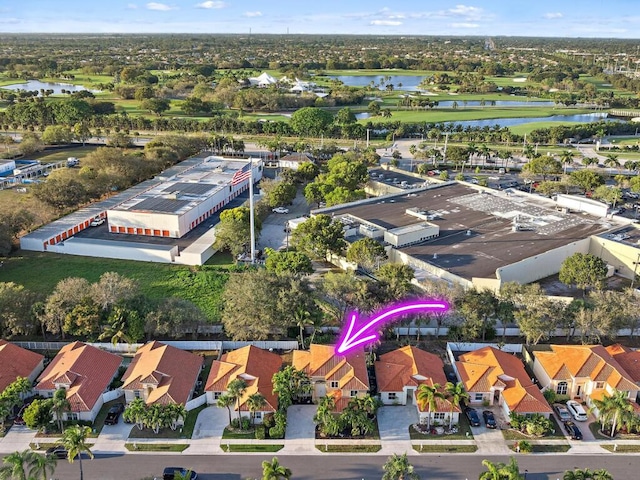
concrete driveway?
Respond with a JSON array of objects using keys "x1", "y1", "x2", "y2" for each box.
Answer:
[
  {"x1": 281, "y1": 405, "x2": 317, "y2": 455},
  {"x1": 377, "y1": 405, "x2": 418, "y2": 442},
  {"x1": 192, "y1": 406, "x2": 228, "y2": 439},
  {"x1": 93, "y1": 419, "x2": 134, "y2": 454}
]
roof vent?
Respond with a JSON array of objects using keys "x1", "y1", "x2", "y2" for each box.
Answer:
[
  {"x1": 466, "y1": 230, "x2": 472, "y2": 236},
  {"x1": 433, "y1": 253, "x2": 438, "y2": 259}
]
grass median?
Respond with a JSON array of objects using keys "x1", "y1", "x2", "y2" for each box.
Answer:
[
  {"x1": 223, "y1": 444, "x2": 283, "y2": 452},
  {"x1": 316, "y1": 445, "x2": 381, "y2": 453},
  {"x1": 125, "y1": 443, "x2": 189, "y2": 452},
  {"x1": 412, "y1": 444, "x2": 478, "y2": 453}
]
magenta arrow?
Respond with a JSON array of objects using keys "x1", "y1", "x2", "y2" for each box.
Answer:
[{"x1": 335, "y1": 300, "x2": 449, "y2": 355}]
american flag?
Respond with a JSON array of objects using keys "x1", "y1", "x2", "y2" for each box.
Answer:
[{"x1": 231, "y1": 162, "x2": 252, "y2": 186}]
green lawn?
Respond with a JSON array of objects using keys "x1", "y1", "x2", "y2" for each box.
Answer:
[
  {"x1": 316, "y1": 444, "x2": 381, "y2": 453},
  {"x1": 222, "y1": 427, "x2": 257, "y2": 439},
  {"x1": 125, "y1": 443, "x2": 189, "y2": 452},
  {"x1": 365, "y1": 107, "x2": 594, "y2": 124},
  {"x1": 224, "y1": 444, "x2": 284, "y2": 452},
  {"x1": 413, "y1": 444, "x2": 477, "y2": 453},
  {"x1": 408, "y1": 415, "x2": 474, "y2": 441},
  {"x1": 601, "y1": 444, "x2": 640, "y2": 453},
  {"x1": 0, "y1": 252, "x2": 232, "y2": 320},
  {"x1": 509, "y1": 444, "x2": 570, "y2": 453},
  {"x1": 28, "y1": 146, "x2": 101, "y2": 163}
]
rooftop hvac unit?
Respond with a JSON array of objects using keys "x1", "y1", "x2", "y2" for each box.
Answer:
[
  {"x1": 433, "y1": 253, "x2": 438, "y2": 259},
  {"x1": 466, "y1": 230, "x2": 472, "y2": 236}
]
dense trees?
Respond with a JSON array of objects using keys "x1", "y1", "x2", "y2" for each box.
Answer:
[
  {"x1": 290, "y1": 107, "x2": 334, "y2": 137},
  {"x1": 559, "y1": 253, "x2": 608, "y2": 293},
  {"x1": 291, "y1": 214, "x2": 346, "y2": 260},
  {"x1": 213, "y1": 206, "x2": 260, "y2": 258}
]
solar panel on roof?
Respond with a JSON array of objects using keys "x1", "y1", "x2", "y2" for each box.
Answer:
[
  {"x1": 162, "y1": 182, "x2": 216, "y2": 196},
  {"x1": 132, "y1": 197, "x2": 191, "y2": 213}
]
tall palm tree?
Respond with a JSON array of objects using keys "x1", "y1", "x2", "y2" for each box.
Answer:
[
  {"x1": 560, "y1": 150, "x2": 574, "y2": 174},
  {"x1": 27, "y1": 452, "x2": 58, "y2": 480},
  {"x1": 381, "y1": 453, "x2": 420, "y2": 480},
  {"x1": 604, "y1": 154, "x2": 621, "y2": 174},
  {"x1": 592, "y1": 469, "x2": 614, "y2": 480},
  {"x1": 247, "y1": 393, "x2": 267, "y2": 426},
  {"x1": 52, "y1": 388, "x2": 70, "y2": 433},
  {"x1": 582, "y1": 157, "x2": 598, "y2": 168},
  {"x1": 62, "y1": 425, "x2": 94, "y2": 480},
  {"x1": 227, "y1": 378, "x2": 248, "y2": 425},
  {"x1": 563, "y1": 469, "x2": 594, "y2": 480},
  {"x1": 0, "y1": 450, "x2": 40, "y2": 480},
  {"x1": 479, "y1": 457, "x2": 522, "y2": 480},
  {"x1": 444, "y1": 381, "x2": 469, "y2": 429},
  {"x1": 593, "y1": 389, "x2": 634, "y2": 437},
  {"x1": 293, "y1": 305, "x2": 313, "y2": 349},
  {"x1": 261, "y1": 457, "x2": 292, "y2": 480},
  {"x1": 416, "y1": 383, "x2": 444, "y2": 430},
  {"x1": 216, "y1": 393, "x2": 235, "y2": 428}
]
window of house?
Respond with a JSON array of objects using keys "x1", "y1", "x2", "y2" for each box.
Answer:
[
  {"x1": 330, "y1": 381, "x2": 339, "y2": 389},
  {"x1": 474, "y1": 393, "x2": 484, "y2": 401},
  {"x1": 433, "y1": 412, "x2": 446, "y2": 420},
  {"x1": 69, "y1": 413, "x2": 79, "y2": 421},
  {"x1": 213, "y1": 392, "x2": 222, "y2": 400},
  {"x1": 595, "y1": 381, "x2": 605, "y2": 390},
  {"x1": 254, "y1": 412, "x2": 262, "y2": 420},
  {"x1": 134, "y1": 390, "x2": 141, "y2": 398},
  {"x1": 350, "y1": 390, "x2": 358, "y2": 397},
  {"x1": 388, "y1": 393, "x2": 397, "y2": 400},
  {"x1": 556, "y1": 382, "x2": 568, "y2": 395}
]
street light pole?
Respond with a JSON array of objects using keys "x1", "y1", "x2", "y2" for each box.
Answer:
[{"x1": 630, "y1": 252, "x2": 640, "y2": 289}]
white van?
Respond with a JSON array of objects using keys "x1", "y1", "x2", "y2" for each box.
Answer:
[{"x1": 566, "y1": 400, "x2": 588, "y2": 422}]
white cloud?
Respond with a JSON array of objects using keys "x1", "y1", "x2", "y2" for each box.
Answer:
[
  {"x1": 243, "y1": 11, "x2": 262, "y2": 18},
  {"x1": 449, "y1": 5, "x2": 482, "y2": 16},
  {"x1": 127, "y1": 3, "x2": 138, "y2": 9},
  {"x1": 543, "y1": 12, "x2": 563, "y2": 19},
  {"x1": 146, "y1": 2, "x2": 175, "y2": 11},
  {"x1": 450, "y1": 22, "x2": 479, "y2": 28},
  {"x1": 196, "y1": 1, "x2": 226, "y2": 8},
  {"x1": 370, "y1": 20, "x2": 402, "y2": 26}
]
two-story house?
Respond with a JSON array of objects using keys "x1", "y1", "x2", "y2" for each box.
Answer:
[
  {"x1": 375, "y1": 345, "x2": 460, "y2": 425},
  {"x1": 121, "y1": 341, "x2": 203, "y2": 406},
  {"x1": 35, "y1": 342, "x2": 122, "y2": 422},
  {"x1": 456, "y1": 346, "x2": 551, "y2": 418},
  {"x1": 0, "y1": 340, "x2": 45, "y2": 396},
  {"x1": 293, "y1": 344, "x2": 369, "y2": 411},
  {"x1": 532, "y1": 345, "x2": 639, "y2": 411},
  {"x1": 205, "y1": 345, "x2": 282, "y2": 423}
]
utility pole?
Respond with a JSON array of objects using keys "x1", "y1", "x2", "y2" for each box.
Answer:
[
  {"x1": 443, "y1": 132, "x2": 449, "y2": 164},
  {"x1": 631, "y1": 252, "x2": 640, "y2": 289},
  {"x1": 366, "y1": 128, "x2": 370, "y2": 148},
  {"x1": 249, "y1": 160, "x2": 256, "y2": 264}
]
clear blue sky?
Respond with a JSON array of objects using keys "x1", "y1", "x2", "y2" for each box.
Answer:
[{"x1": 1, "y1": 1, "x2": 638, "y2": 37}]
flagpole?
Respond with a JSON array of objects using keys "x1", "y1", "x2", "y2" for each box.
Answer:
[{"x1": 249, "y1": 159, "x2": 256, "y2": 264}]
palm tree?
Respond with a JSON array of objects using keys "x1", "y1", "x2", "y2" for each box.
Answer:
[
  {"x1": 62, "y1": 425, "x2": 94, "y2": 480},
  {"x1": 247, "y1": 393, "x2": 267, "y2": 426},
  {"x1": 293, "y1": 305, "x2": 314, "y2": 349},
  {"x1": 593, "y1": 389, "x2": 634, "y2": 437},
  {"x1": 416, "y1": 383, "x2": 444, "y2": 430},
  {"x1": 444, "y1": 381, "x2": 469, "y2": 429},
  {"x1": 27, "y1": 452, "x2": 58, "y2": 480},
  {"x1": 563, "y1": 469, "x2": 594, "y2": 480},
  {"x1": 582, "y1": 157, "x2": 598, "y2": 168},
  {"x1": 261, "y1": 457, "x2": 292, "y2": 480},
  {"x1": 604, "y1": 154, "x2": 621, "y2": 174},
  {"x1": 52, "y1": 388, "x2": 70, "y2": 433},
  {"x1": 381, "y1": 453, "x2": 420, "y2": 480},
  {"x1": 479, "y1": 457, "x2": 522, "y2": 480},
  {"x1": 227, "y1": 378, "x2": 248, "y2": 425},
  {"x1": 168, "y1": 403, "x2": 186, "y2": 431},
  {"x1": 592, "y1": 469, "x2": 614, "y2": 480},
  {"x1": 216, "y1": 393, "x2": 235, "y2": 428},
  {"x1": 0, "y1": 450, "x2": 40, "y2": 480},
  {"x1": 123, "y1": 398, "x2": 146, "y2": 430},
  {"x1": 560, "y1": 150, "x2": 574, "y2": 174}
]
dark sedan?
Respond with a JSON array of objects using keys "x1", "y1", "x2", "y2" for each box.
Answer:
[
  {"x1": 464, "y1": 407, "x2": 481, "y2": 427},
  {"x1": 564, "y1": 421, "x2": 583, "y2": 440},
  {"x1": 104, "y1": 403, "x2": 125, "y2": 425},
  {"x1": 46, "y1": 445, "x2": 68, "y2": 459},
  {"x1": 482, "y1": 410, "x2": 497, "y2": 429}
]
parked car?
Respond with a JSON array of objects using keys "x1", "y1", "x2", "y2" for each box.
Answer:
[
  {"x1": 90, "y1": 217, "x2": 105, "y2": 226},
  {"x1": 104, "y1": 403, "x2": 125, "y2": 425},
  {"x1": 46, "y1": 445, "x2": 68, "y2": 459},
  {"x1": 566, "y1": 400, "x2": 588, "y2": 422},
  {"x1": 272, "y1": 207, "x2": 289, "y2": 214},
  {"x1": 482, "y1": 410, "x2": 497, "y2": 429},
  {"x1": 564, "y1": 421, "x2": 583, "y2": 440},
  {"x1": 162, "y1": 467, "x2": 197, "y2": 480},
  {"x1": 464, "y1": 407, "x2": 481, "y2": 427},
  {"x1": 553, "y1": 403, "x2": 572, "y2": 422}
]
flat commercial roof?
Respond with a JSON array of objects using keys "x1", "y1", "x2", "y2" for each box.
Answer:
[
  {"x1": 326, "y1": 183, "x2": 613, "y2": 280},
  {"x1": 133, "y1": 197, "x2": 191, "y2": 213}
]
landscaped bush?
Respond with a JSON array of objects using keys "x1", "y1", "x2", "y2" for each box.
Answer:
[
  {"x1": 509, "y1": 412, "x2": 552, "y2": 437},
  {"x1": 255, "y1": 424, "x2": 266, "y2": 440},
  {"x1": 263, "y1": 413, "x2": 275, "y2": 429},
  {"x1": 230, "y1": 417, "x2": 251, "y2": 431},
  {"x1": 268, "y1": 411, "x2": 287, "y2": 439}
]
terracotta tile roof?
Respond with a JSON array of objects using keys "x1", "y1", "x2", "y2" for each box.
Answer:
[
  {"x1": 375, "y1": 346, "x2": 450, "y2": 405},
  {"x1": 608, "y1": 345, "x2": 640, "y2": 383},
  {"x1": 535, "y1": 345, "x2": 638, "y2": 392},
  {"x1": 0, "y1": 340, "x2": 44, "y2": 392},
  {"x1": 36, "y1": 342, "x2": 121, "y2": 413},
  {"x1": 293, "y1": 344, "x2": 369, "y2": 392},
  {"x1": 457, "y1": 346, "x2": 551, "y2": 414},
  {"x1": 122, "y1": 341, "x2": 203, "y2": 405},
  {"x1": 205, "y1": 345, "x2": 282, "y2": 413}
]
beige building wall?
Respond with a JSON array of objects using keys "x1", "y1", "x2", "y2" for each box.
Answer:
[
  {"x1": 588, "y1": 235, "x2": 640, "y2": 281},
  {"x1": 496, "y1": 239, "x2": 591, "y2": 285}
]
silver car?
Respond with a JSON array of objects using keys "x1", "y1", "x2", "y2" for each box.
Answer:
[{"x1": 553, "y1": 403, "x2": 572, "y2": 422}]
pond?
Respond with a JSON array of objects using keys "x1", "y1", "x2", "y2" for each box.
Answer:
[
  {"x1": 2, "y1": 80, "x2": 98, "y2": 95},
  {"x1": 449, "y1": 112, "x2": 614, "y2": 129},
  {"x1": 435, "y1": 100, "x2": 555, "y2": 108}
]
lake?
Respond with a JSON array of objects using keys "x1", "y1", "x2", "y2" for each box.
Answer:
[
  {"x1": 2, "y1": 80, "x2": 97, "y2": 95},
  {"x1": 435, "y1": 100, "x2": 555, "y2": 108}
]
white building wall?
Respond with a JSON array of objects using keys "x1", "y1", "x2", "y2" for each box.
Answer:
[
  {"x1": 0, "y1": 160, "x2": 16, "y2": 175},
  {"x1": 531, "y1": 359, "x2": 552, "y2": 389},
  {"x1": 380, "y1": 391, "x2": 406, "y2": 405},
  {"x1": 48, "y1": 238, "x2": 178, "y2": 263}
]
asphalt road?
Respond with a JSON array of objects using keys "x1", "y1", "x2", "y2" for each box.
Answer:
[{"x1": 47, "y1": 453, "x2": 637, "y2": 480}]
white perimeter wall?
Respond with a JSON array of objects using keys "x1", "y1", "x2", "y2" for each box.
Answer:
[{"x1": 48, "y1": 238, "x2": 178, "y2": 263}]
